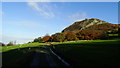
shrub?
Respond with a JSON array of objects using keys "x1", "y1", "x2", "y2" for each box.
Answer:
[
  {"x1": 42, "y1": 36, "x2": 52, "y2": 42},
  {"x1": 65, "y1": 32, "x2": 78, "y2": 41},
  {"x1": 52, "y1": 33, "x2": 65, "y2": 42},
  {"x1": 7, "y1": 42, "x2": 13, "y2": 46},
  {"x1": 33, "y1": 37, "x2": 43, "y2": 43},
  {"x1": 0, "y1": 43, "x2": 5, "y2": 46}
]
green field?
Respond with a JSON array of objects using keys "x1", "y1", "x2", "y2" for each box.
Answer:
[
  {"x1": 1, "y1": 42, "x2": 47, "y2": 52},
  {"x1": 1, "y1": 40, "x2": 120, "y2": 68},
  {"x1": 1, "y1": 43, "x2": 47, "y2": 67},
  {"x1": 108, "y1": 34, "x2": 119, "y2": 36},
  {"x1": 52, "y1": 39, "x2": 120, "y2": 68}
]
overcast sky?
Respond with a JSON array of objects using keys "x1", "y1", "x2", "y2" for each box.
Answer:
[{"x1": 1, "y1": 2, "x2": 118, "y2": 44}]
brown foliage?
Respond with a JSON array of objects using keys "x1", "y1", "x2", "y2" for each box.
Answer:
[
  {"x1": 65, "y1": 32, "x2": 78, "y2": 41},
  {"x1": 42, "y1": 36, "x2": 52, "y2": 42},
  {"x1": 76, "y1": 30, "x2": 108, "y2": 40},
  {"x1": 52, "y1": 33, "x2": 65, "y2": 42}
]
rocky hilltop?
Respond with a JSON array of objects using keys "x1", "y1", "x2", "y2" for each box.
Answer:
[{"x1": 62, "y1": 18, "x2": 119, "y2": 33}]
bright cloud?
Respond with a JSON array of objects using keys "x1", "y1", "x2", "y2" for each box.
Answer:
[
  {"x1": 69, "y1": 12, "x2": 87, "y2": 22},
  {"x1": 27, "y1": 2, "x2": 55, "y2": 18}
]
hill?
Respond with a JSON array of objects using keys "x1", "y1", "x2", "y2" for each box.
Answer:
[
  {"x1": 33, "y1": 18, "x2": 120, "y2": 42},
  {"x1": 62, "y1": 18, "x2": 120, "y2": 33}
]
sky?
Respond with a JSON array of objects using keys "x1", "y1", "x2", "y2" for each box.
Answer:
[
  {"x1": 1, "y1": 2, "x2": 118, "y2": 44},
  {"x1": 1, "y1": 0, "x2": 120, "y2": 2}
]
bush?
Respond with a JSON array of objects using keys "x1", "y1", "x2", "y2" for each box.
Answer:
[
  {"x1": 42, "y1": 36, "x2": 52, "y2": 42},
  {"x1": 65, "y1": 32, "x2": 78, "y2": 41},
  {"x1": 52, "y1": 33, "x2": 65, "y2": 42},
  {"x1": 0, "y1": 43, "x2": 5, "y2": 46},
  {"x1": 7, "y1": 42, "x2": 13, "y2": 46},
  {"x1": 33, "y1": 37, "x2": 43, "y2": 43}
]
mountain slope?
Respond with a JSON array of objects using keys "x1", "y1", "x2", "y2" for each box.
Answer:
[{"x1": 62, "y1": 18, "x2": 119, "y2": 33}]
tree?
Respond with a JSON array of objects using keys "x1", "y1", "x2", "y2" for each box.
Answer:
[
  {"x1": 0, "y1": 42, "x2": 5, "y2": 46},
  {"x1": 42, "y1": 36, "x2": 52, "y2": 42},
  {"x1": 34, "y1": 38, "x2": 39, "y2": 42},
  {"x1": 76, "y1": 31, "x2": 84, "y2": 40},
  {"x1": 33, "y1": 37, "x2": 43, "y2": 43},
  {"x1": 76, "y1": 29, "x2": 108, "y2": 40},
  {"x1": 38, "y1": 37, "x2": 43, "y2": 42},
  {"x1": 7, "y1": 42, "x2": 13, "y2": 46},
  {"x1": 52, "y1": 33, "x2": 65, "y2": 42},
  {"x1": 65, "y1": 32, "x2": 78, "y2": 41}
]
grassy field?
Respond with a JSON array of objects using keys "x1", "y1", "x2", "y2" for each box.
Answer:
[
  {"x1": 1, "y1": 42, "x2": 47, "y2": 52},
  {"x1": 108, "y1": 34, "x2": 119, "y2": 36},
  {"x1": 1, "y1": 43, "x2": 47, "y2": 67},
  {"x1": 52, "y1": 39, "x2": 120, "y2": 68},
  {"x1": 1, "y1": 40, "x2": 120, "y2": 68},
  {"x1": 1, "y1": 42, "x2": 68, "y2": 68}
]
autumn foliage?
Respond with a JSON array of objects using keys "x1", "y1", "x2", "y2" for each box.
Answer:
[
  {"x1": 65, "y1": 32, "x2": 78, "y2": 41},
  {"x1": 52, "y1": 33, "x2": 65, "y2": 42},
  {"x1": 42, "y1": 36, "x2": 52, "y2": 42},
  {"x1": 76, "y1": 30, "x2": 108, "y2": 40}
]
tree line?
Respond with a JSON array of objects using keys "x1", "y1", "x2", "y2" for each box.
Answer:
[{"x1": 33, "y1": 29, "x2": 119, "y2": 43}]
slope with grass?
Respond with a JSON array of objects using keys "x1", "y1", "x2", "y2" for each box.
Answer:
[
  {"x1": 2, "y1": 43, "x2": 47, "y2": 68},
  {"x1": 2, "y1": 42, "x2": 68, "y2": 68},
  {"x1": 1, "y1": 42, "x2": 47, "y2": 52},
  {"x1": 52, "y1": 39, "x2": 120, "y2": 68}
]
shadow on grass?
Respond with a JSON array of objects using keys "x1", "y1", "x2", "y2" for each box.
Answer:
[
  {"x1": 2, "y1": 47, "x2": 44, "y2": 68},
  {"x1": 52, "y1": 40, "x2": 120, "y2": 68}
]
